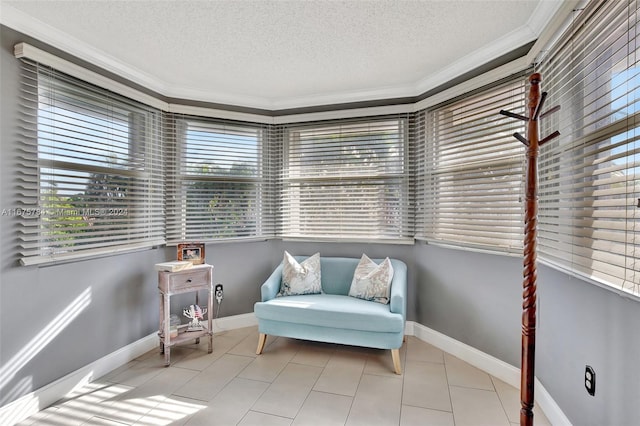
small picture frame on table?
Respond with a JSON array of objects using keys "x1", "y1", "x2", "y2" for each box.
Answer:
[{"x1": 177, "y1": 243, "x2": 205, "y2": 265}]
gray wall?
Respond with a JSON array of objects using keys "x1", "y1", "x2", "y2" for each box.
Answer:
[
  {"x1": 413, "y1": 243, "x2": 523, "y2": 367},
  {"x1": 536, "y1": 265, "x2": 640, "y2": 426},
  {"x1": 413, "y1": 242, "x2": 640, "y2": 426},
  {"x1": 3, "y1": 23, "x2": 640, "y2": 426}
]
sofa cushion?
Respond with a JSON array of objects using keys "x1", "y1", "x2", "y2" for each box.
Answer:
[
  {"x1": 278, "y1": 252, "x2": 321, "y2": 296},
  {"x1": 254, "y1": 294, "x2": 404, "y2": 333},
  {"x1": 348, "y1": 254, "x2": 394, "y2": 304}
]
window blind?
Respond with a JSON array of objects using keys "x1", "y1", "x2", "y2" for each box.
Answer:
[
  {"x1": 280, "y1": 116, "x2": 413, "y2": 242},
  {"x1": 417, "y1": 77, "x2": 528, "y2": 252},
  {"x1": 165, "y1": 115, "x2": 273, "y2": 243},
  {"x1": 536, "y1": 0, "x2": 639, "y2": 295},
  {"x1": 17, "y1": 60, "x2": 165, "y2": 265}
]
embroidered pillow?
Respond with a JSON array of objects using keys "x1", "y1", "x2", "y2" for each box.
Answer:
[
  {"x1": 348, "y1": 254, "x2": 394, "y2": 304},
  {"x1": 278, "y1": 251, "x2": 322, "y2": 296}
]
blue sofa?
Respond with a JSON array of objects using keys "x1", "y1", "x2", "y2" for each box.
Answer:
[{"x1": 253, "y1": 256, "x2": 408, "y2": 374}]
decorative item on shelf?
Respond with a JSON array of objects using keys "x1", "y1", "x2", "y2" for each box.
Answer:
[
  {"x1": 177, "y1": 243, "x2": 205, "y2": 265},
  {"x1": 169, "y1": 314, "x2": 181, "y2": 338},
  {"x1": 155, "y1": 260, "x2": 193, "y2": 272},
  {"x1": 160, "y1": 314, "x2": 181, "y2": 338},
  {"x1": 183, "y1": 304, "x2": 207, "y2": 331}
]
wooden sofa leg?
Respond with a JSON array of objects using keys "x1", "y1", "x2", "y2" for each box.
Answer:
[
  {"x1": 256, "y1": 333, "x2": 267, "y2": 355},
  {"x1": 391, "y1": 348, "x2": 402, "y2": 375}
]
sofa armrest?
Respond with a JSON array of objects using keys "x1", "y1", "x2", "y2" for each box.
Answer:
[
  {"x1": 261, "y1": 263, "x2": 284, "y2": 302},
  {"x1": 389, "y1": 259, "x2": 407, "y2": 320}
]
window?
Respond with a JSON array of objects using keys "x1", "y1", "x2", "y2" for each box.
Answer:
[
  {"x1": 537, "y1": 0, "x2": 639, "y2": 295},
  {"x1": 280, "y1": 116, "x2": 412, "y2": 241},
  {"x1": 416, "y1": 77, "x2": 527, "y2": 252},
  {"x1": 165, "y1": 116, "x2": 271, "y2": 243},
  {"x1": 18, "y1": 62, "x2": 165, "y2": 265}
]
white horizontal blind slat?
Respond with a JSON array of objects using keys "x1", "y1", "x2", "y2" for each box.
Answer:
[
  {"x1": 537, "y1": 0, "x2": 640, "y2": 295},
  {"x1": 416, "y1": 77, "x2": 527, "y2": 252},
  {"x1": 17, "y1": 60, "x2": 165, "y2": 265},
  {"x1": 165, "y1": 114, "x2": 273, "y2": 244},
  {"x1": 280, "y1": 115, "x2": 413, "y2": 241}
]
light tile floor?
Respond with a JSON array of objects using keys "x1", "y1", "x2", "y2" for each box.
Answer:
[{"x1": 17, "y1": 326, "x2": 551, "y2": 426}]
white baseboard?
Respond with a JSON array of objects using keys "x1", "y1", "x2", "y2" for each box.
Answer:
[
  {"x1": 408, "y1": 321, "x2": 571, "y2": 426},
  {"x1": 0, "y1": 313, "x2": 260, "y2": 426},
  {"x1": 0, "y1": 332, "x2": 158, "y2": 426},
  {"x1": 1, "y1": 315, "x2": 570, "y2": 426},
  {"x1": 410, "y1": 322, "x2": 521, "y2": 386},
  {"x1": 213, "y1": 312, "x2": 258, "y2": 332},
  {"x1": 534, "y1": 377, "x2": 572, "y2": 426}
]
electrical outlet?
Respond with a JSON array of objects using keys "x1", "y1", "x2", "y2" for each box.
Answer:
[
  {"x1": 585, "y1": 365, "x2": 596, "y2": 396},
  {"x1": 215, "y1": 284, "x2": 224, "y2": 304}
]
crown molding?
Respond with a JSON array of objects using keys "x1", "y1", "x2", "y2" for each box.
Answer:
[
  {"x1": 1, "y1": 1, "x2": 563, "y2": 111},
  {"x1": 1, "y1": 3, "x2": 168, "y2": 96},
  {"x1": 526, "y1": 0, "x2": 567, "y2": 36},
  {"x1": 413, "y1": 25, "x2": 535, "y2": 97},
  {"x1": 267, "y1": 84, "x2": 417, "y2": 111},
  {"x1": 164, "y1": 85, "x2": 277, "y2": 112},
  {"x1": 167, "y1": 104, "x2": 274, "y2": 125},
  {"x1": 526, "y1": 0, "x2": 582, "y2": 66},
  {"x1": 273, "y1": 104, "x2": 414, "y2": 125},
  {"x1": 413, "y1": 56, "x2": 530, "y2": 112},
  {"x1": 13, "y1": 42, "x2": 169, "y2": 112}
]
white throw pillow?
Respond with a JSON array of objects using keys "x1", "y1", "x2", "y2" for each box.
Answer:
[
  {"x1": 278, "y1": 251, "x2": 322, "y2": 296},
  {"x1": 348, "y1": 254, "x2": 394, "y2": 304}
]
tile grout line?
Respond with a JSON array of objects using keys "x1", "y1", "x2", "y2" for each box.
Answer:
[
  {"x1": 290, "y1": 344, "x2": 327, "y2": 422},
  {"x1": 397, "y1": 339, "x2": 408, "y2": 426},
  {"x1": 343, "y1": 357, "x2": 367, "y2": 426},
  {"x1": 443, "y1": 352, "x2": 458, "y2": 426},
  {"x1": 490, "y1": 375, "x2": 516, "y2": 424},
  {"x1": 247, "y1": 336, "x2": 304, "y2": 420}
]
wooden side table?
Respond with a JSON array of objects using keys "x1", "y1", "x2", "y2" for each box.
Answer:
[{"x1": 158, "y1": 264, "x2": 213, "y2": 366}]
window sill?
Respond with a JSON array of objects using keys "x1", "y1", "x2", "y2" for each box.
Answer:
[
  {"x1": 280, "y1": 236, "x2": 415, "y2": 245},
  {"x1": 539, "y1": 258, "x2": 640, "y2": 303},
  {"x1": 166, "y1": 237, "x2": 270, "y2": 246},
  {"x1": 20, "y1": 240, "x2": 165, "y2": 267},
  {"x1": 415, "y1": 237, "x2": 522, "y2": 258}
]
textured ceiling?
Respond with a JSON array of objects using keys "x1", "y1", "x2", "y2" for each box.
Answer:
[{"x1": 1, "y1": 0, "x2": 561, "y2": 110}]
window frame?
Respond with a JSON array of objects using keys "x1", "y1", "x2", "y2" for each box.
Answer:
[
  {"x1": 416, "y1": 76, "x2": 528, "y2": 254},
  {"x1": 536, "y1": 0, "x2": 640, "y2": 296},
  {"x1": 165, "y1": 115, "x2": 271, "y2": 244},
  {"x1": 280, "y1": 116, "x2": 413, "y2": 243},
  {"x1": 18, "y1": 61, "x2": 165, "y2": 266}
]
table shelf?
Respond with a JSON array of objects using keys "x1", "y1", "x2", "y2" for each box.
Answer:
[{"x1": 158, "y1": 264, "x2": 213, "y2": 366}]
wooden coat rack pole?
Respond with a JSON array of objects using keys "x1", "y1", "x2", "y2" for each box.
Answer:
[{"x1": 499, "y1": 73, "x2": 560, "y2": 426}]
